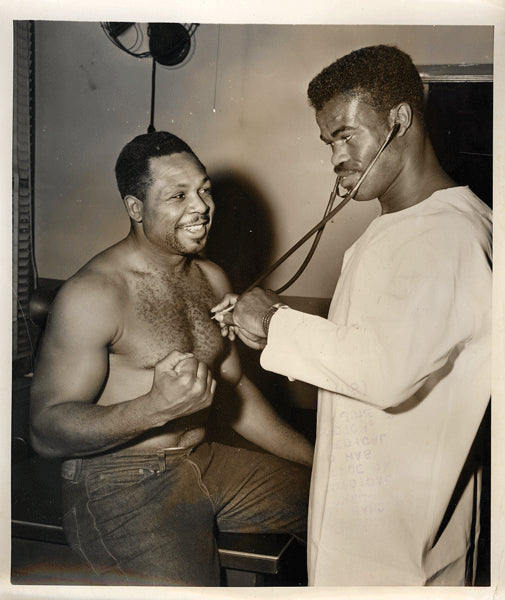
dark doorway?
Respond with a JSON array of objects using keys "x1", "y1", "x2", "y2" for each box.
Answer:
[{"x1": 426, "y1": 81, "x2": 493, "y2": 208}]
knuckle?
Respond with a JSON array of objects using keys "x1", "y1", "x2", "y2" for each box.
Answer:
[
  {"x1": 193, "y1": 379, "x2": 206, "y2": 396},
  {"x1": 179, "y1": 372, "x2": 194, "y2": 388}
]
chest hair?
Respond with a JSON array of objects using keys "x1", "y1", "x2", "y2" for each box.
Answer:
[{"x1": 130, "y1": 263, "x2": 225, "y2": 369}]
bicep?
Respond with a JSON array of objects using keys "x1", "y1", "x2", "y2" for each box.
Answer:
[{"x1": 31, "y1": 285, "x2": 116, "y2": 414}]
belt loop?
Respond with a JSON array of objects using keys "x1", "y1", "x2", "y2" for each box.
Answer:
[
  {"x1": 74, "y1": 457, "x2": 82, "y2": 481},
  {"x1": 61, "y1": 457, "x2": 83, "y2": 482},
  {"x1": 156, "y1": 449, "x2": 166, "y2": 473}
]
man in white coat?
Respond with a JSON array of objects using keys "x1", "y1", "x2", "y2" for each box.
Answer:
[{"x1": 212, "y1": 45, "x2": 492, "y2": 586}]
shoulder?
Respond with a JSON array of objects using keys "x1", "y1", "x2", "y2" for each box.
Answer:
[
  {"x1": 371, "y1": 189, "x2": 489, "y2": 254},
  {"x1": 49, "y1": 256, "x2": 126, "y2": 343},
  {"x1": 195, "y1": 257, "x2": 233, "y2": 296},
  {"x1": 414, "y1": 188, "x2": 492, "y2": 264},
  {"x1": 55, "y1": 268, "x2": 122, "y2": 311}
]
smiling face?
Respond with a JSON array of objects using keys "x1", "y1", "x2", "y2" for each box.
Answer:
[
  {"x1": 316, "y1": 94, "x2": 398, "y2": 202},
  {"x1": 140, "y1": 152, "x2": 215, "y2": 256}
]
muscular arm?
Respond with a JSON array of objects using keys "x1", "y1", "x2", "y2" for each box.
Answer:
[
  {"x1": 30, "y1": 274, "x2": 215, "y2": 459},
  {"x1": 231, "y1": 375, "x2": 314, "y2": 467}
]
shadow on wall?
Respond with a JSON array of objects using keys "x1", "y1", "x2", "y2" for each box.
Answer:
[
  {"x1": 204, "y1": 170, "x2": 318, "y2": 445},
  {"x1": 205, "y1": 170, "x2": 275, "y2": 294}
]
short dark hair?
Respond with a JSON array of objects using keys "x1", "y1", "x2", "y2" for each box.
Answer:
[
  {"x1": 307, "y1": 45, "x2": 425, "y2": 122},
  {"x1": 115, "y1": 131, "x2": 200, "y2": 201}
]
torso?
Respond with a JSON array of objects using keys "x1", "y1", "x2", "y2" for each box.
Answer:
[{"x1": 96, "y1": 254, "x2": 227, "y2": 453}]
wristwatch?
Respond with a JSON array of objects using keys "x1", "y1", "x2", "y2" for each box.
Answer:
[{"x1": 262, "y1": 303, "x2": 288, "y2": 336}]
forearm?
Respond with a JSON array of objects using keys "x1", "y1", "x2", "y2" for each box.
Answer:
[
  {"x1": 31, "y1": 352, "x2": 216, "y2": 459},
  {"x1": 231, "y1": 376, "x2": 314, "y2": 467},
  {"x1": 30, "y1": 392, "x2": 163, "y2": 459}
]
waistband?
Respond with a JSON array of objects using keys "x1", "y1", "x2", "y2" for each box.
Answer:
[{"x1": 61, "y1": 445, "x2": 197, "y2": 482}]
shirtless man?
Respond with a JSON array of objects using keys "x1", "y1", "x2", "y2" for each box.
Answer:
[{"x1": 29, "y1": 131, "x2": 313, "y2": 586}]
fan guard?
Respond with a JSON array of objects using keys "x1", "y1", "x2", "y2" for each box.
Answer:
[{"x1": 101, "y1": 22, "x2": 199, "y2": 67}]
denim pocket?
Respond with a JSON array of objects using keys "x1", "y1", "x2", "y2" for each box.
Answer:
[{"x1": 85, "y1": 465, "x2": 157, "y2": 502}]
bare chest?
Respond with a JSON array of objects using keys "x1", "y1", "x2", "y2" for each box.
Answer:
[{"x1": 114, "y1": 266, "x2": 226, "y2": 370}]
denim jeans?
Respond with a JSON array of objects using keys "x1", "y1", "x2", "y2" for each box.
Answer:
[{"x1": 61, "y1": 442, "x2": 310, "y2": 586}]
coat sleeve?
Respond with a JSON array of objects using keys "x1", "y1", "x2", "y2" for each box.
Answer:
[{"x1": 260, "y1": 223, "x2": 483, "y2": 409}]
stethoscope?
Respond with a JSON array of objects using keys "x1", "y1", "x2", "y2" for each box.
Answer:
[{"x1": 242, "y1": 122, "x2": 401, "y2": 295}]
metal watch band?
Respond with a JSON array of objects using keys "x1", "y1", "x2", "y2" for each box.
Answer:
[{"x1": 262, "y1": 303, "x2": 287, "y2": 336}]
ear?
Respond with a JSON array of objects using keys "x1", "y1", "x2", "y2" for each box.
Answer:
[
  {"x1": 123, "y1": 195, "x2": 143, "y2": 222},
  {"x1": 389, "y1": 102, "x2": 412, "y2": 136}
]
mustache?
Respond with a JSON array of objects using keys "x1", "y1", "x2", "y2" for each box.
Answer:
[{"x1": 334, "y1": 163, "x2": 360, "y2": 177}]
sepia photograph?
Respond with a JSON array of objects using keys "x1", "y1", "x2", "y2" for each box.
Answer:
[{"x1": 4, "y1": 1, "x2": 505, "y2": 599}]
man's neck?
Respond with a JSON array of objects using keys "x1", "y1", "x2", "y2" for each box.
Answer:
[
  {"x1": 124, "y1": 230, "x2": 195, "y2": 275},
  {"x1": 379, "y1": 137, "x2": 456, "y2": 215}
]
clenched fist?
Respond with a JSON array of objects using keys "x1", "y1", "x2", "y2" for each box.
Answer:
[{"x1": 149, "y1": 350, "x2": 216, "y2": 425}]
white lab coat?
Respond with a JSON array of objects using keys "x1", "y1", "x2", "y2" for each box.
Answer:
[{"x1": 261, "y1": 187, "x2": 492, "y2": 585}]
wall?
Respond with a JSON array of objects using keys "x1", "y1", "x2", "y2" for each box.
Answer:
[{"x1": 34, "y1": 22, "x2": 493, "y2": 297}]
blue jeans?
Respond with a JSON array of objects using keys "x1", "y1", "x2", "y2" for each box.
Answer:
[{"x1": 61, "y1": 442, "x2": 310, "y2": 586}]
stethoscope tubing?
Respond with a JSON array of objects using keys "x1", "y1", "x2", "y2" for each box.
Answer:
[{"x1": 243, "y1": 123, "x2": 401, "y2": 295}]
